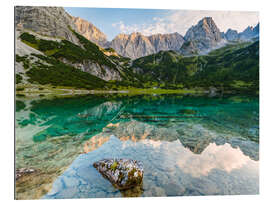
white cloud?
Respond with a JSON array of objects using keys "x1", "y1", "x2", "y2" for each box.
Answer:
[{"x1": 112, "y1": 10, "x2": 259, "y2": 36}]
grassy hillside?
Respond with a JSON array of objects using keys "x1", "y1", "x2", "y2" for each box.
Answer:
[
  {"x1": 17, "y1": 30, "x2": 147, "y2": 89},
  {"x1": 132, "y1": 41, "x2": 259, "y2": 92},
  {"x1": 24, "y1": 54, "x2": 110, "y2": 89},
  {"x1": 19, "y1": 32, "x2": 117, "y2": 69}
]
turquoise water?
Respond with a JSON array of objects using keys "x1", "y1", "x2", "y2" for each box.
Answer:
[{"x1": 15, "y1": 94, "x2": 259, "y2": 198}]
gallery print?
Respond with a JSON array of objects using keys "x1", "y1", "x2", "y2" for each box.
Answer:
[{"x1": 15, "y1": 6, "x2": 259, "y2": 199}]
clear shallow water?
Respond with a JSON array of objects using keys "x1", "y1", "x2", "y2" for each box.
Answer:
[{"x1": 15, "y1": 94, "x2": 259, "y2": 199}]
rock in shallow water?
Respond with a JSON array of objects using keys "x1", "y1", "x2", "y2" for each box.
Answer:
[
  {"x1": 16, "y1": 168, "x2": 36, "y2": 180},
  {"x1": 93, "y1": 158, "x2": 143, "y2": 190}
]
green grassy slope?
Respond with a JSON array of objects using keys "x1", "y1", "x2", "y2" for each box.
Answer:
[
  {"x1": 25, "y1": 54, "x2": 109, "y2": 89},
  {"x1": 17, "y1": 31, "x2": 145, "y2": 89},
  {"x1": 19, "y1": 32, "x2": 117, "y2": 68},
  {"x1": 132, "y1": 41, "x2": 259, "y2": 92}
]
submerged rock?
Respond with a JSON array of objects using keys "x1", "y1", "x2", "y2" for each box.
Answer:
[
  {"x1": 93, "y1": 158, "x2": 143, "y2": 190},
  {"x1": 16, "y1": 168, "x2": 36, "y2": 180},
  {"x1": 178, "y1": 109, "x2": 197, "y2": 115}
]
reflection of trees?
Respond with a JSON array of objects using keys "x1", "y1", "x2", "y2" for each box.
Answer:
[
  {"x1": 15, "y1": 95, "x2": 124, "y2": 199},
  {"x1": 28, "y1": 95, "x2": 124, "y2": 142},
  {"x1": 16, "y1": 94, "x2": 259, "y2": 198},
  {"x1": 16, "y1": 100, "x2": 26, "y2": 112}
]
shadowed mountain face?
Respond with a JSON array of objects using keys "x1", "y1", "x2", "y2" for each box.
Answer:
[
  {"x1": 223, "y1": 23, "x2": 260, "y2": 42},
  {"x1": 225, "y1": 29, "x2": 239, "y2": 41},
  {"x1": 239, "y1": 23, "x2": 259, "y2": 41},
  {"x1": 185, "y1": 17, "x2": 222, "y2": 42},
  {"x1": 181, "y1": 17, "x2": 224, "y2": 55}
]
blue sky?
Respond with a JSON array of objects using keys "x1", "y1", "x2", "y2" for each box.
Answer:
[{"x1": 64, "y1": 7, "x2": 259, "y2": 41}]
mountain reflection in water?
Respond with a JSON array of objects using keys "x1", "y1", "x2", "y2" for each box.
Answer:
[
  {"x1": 15, "y1": 94, "x2": 259, "y2": 199},
  {"x1": 44, "y1": 135, "x2": 258, "y2": 198}
]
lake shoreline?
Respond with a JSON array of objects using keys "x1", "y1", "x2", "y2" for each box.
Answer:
[{"x1": 15, "y1": 84, "x2": 258, "y2": 98}]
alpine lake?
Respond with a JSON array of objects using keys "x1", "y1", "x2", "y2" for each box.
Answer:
[{"x1": 15, "y1": 92, "x2": 259, "y2": 199}]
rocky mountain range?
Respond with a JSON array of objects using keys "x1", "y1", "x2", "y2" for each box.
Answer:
[
  {"x1": 239, "y1": 23, "x2": 259, "y2": 40},
  {"x1": 223, "y1": 23, "x2": 259, "y2": 42},
  {"x1": 15, "y1": 6, "x2": 259, "y2": 59},
  {"x1": 109, "y1": 32, "x2": 185, "y2": 59},
  {"x1": 109, "y1": 17, "x2": 259, "y2": 57}
]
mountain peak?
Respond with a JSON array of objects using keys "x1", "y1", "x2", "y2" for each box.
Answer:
[
  {"x1": 72, "y1": 16, "x2": 108, "y2": 47},
  {"x1": 185, "y1": 16, "x2": 221, "y2": 39},
  {"x1": 228, "y1": 28, "x2": 238, "y2": 33},
  {"x1": 225, "y1": 29, "x2": 239, "y2": 41},
  {"x1": 183, "y1": 16, "x2": 222, "y2": 53},
  {"x1": 197, "y1": 17, "x2": 217, "y2": 30},
  {"x1": 201, "y1": 17, "x2": 214, "y2": 24},
  {"x1": 239, "y1": 23, "x2": 259, "y2": 41},
  {"x1": 244, "y1": 26, "x2": 253, "y2": 32},
  {"x1": 15, "y1": 6, "x2": 82, "y2": 45},
  {"x1": 130, "y1": 32, "x2": 142, "y2": 36},
  {"x1": 129, "y1": 32, "x2": 145, "y2": 40}
]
